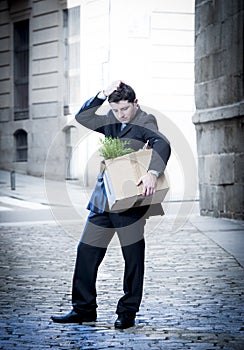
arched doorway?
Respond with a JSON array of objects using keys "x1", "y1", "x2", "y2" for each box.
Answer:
[{"x1": 14, "y1": 129, "x2": 28, "y2": 162}]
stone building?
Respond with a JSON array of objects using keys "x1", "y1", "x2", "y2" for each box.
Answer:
[
  {"x1": 0, "y1": 0, "x2": 82, "y2": 180},
  {"x1": 193, "y1": 0, "x2": 243, "y2": 219}
]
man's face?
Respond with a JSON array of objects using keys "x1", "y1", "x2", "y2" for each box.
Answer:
[{"x1": 110, "y1": 100, "x2": 138, "y2": 124}]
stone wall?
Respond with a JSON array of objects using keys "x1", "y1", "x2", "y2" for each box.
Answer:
[{"x1": 193, "y1": 0, "x2": 244, "y2": 219}]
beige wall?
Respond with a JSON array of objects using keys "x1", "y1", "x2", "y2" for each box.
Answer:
[
  {"x1": 77, "y1": 0, "x2": 196, "y2": 198},
  {"x1": 0, "y1": 0, "x2": 67, "y2": 178}
]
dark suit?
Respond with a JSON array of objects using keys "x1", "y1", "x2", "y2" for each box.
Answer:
[{"x1": 72, "y1": 94, "x2": 171, "y2": 317}]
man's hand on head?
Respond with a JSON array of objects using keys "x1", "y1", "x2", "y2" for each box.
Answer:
[{"x1": 103, "y1": 80, "x2": 122, "y2": 98}]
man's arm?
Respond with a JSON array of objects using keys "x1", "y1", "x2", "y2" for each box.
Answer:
[
  {"x1": 143, "y1": 114, "x2": 171, "y2": 175},
  {"x1": 75, "y1": 94, "x2": 106, "y2": 132},
  {"x1": 75, "y1": 80, "x2": 122, "y2": 131},
  {"x1": 136, "y1": 115, "x2": 171, "y2": 196}
]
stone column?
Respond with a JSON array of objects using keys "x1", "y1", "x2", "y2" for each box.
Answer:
[{"x1": 193, "y1": 0, "x2": 244, "y2": 219}]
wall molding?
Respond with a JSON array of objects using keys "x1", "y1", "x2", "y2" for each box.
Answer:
[{"x1": 192, "y1": 101, "x2": 244, "y2": 124}]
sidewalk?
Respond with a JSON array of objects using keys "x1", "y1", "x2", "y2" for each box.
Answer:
[
  {"x1": 0, "y1": 170, "x2": 244, "y2": 349},
  {"x1": 1, "y1": 170, "x2": 243, "y2": 267}
]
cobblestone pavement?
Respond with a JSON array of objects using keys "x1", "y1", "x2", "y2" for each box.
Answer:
[{"x1": 0, "y1": 217, "x2": 244, "y2": 350}]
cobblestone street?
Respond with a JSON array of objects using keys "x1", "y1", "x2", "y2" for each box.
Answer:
[
  {"x1": 0, "y1": 0, "x2": 243, "y2": 348},
  {"x1": 0, "y1": 216, "x2": 243, "y2": 349}
]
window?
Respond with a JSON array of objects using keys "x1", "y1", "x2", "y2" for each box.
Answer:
[
  {"x1": 14, "y1": 20, "x2": 29, "y2": 120},
  {"x1": 63, "y1": 7, "x2": 80, "y2": 115},
  {"x1": 14, "y1": 129, "x2": 28, "y2": 162}
]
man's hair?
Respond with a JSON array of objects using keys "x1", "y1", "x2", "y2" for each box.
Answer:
[{"x1": 108, "y1": 82, "x2": 136, "y2": 103}]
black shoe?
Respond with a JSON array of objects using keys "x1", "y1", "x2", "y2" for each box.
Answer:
[
  {"x1": 114, "y1": 314, "x2": 135, "y2": 329},
  {"x1": 51, "y1": 309, "x2": 96, "y2": 324}
]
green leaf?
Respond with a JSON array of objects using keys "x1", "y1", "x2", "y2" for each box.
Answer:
[{"x1": 99, "y1": 137, "x2": 134, "y2": 160}]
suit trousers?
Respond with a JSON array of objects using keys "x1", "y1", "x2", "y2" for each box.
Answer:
[{"x1": 72, "y1": 209, "x2": 147, "y2": 316}]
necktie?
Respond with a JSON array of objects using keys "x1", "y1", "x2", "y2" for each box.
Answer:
[{"x1": 120, "y1": 123, "x2": 127, "y2": 131}]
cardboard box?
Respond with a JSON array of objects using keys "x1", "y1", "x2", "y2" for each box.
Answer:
[{"x1": 102, "y1": 149, "x2": 169, "y2": 211}]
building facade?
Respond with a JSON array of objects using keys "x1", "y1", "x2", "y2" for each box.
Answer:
[{"x1": 0, "y1": 0, "x2": 81, "y2": 180}]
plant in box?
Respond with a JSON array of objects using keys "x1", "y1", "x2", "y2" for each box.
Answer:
[
  {"x1": 99, "y1": 137, "x2": 134, "y2": 160},
  {"x1": 98, "y1": 138, "x2": 169, "y2": 211}
]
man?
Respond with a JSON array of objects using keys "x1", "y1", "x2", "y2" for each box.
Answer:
[{"x1": 51, "y1": 81, "x2": 171, "y2": 329}]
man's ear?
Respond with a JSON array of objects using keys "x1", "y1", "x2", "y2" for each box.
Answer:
[{"x1": 134, "y1": 99, "x2": 138, "y2": 104}]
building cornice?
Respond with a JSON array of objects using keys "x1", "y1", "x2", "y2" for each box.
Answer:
[{"x1": 192, "y1": 101, "x2": 244, "y2": 124}]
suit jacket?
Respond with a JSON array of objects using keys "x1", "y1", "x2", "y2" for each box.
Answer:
[{"x1": 75, "y1": 94, "x2": 171, "y2": 217}]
